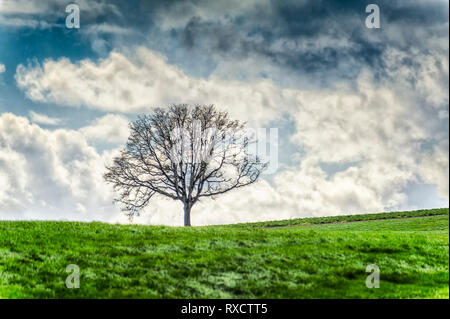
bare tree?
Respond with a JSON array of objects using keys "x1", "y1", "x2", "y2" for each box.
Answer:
[{"x1": 104, "y1": 104, "x2": 266, "y2": 226}]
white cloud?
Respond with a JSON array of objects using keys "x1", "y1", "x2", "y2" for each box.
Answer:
[
  {"x1": 0, "y1": 0, "x2": 119, "y2": 16},
  {"x1": 0, "y1": 64, "x2": 5, "y2": 73},
  {"x1": 0, "y1": 112, "x2": 120, "y2": 221},
  {"x1": 383, "y1": 47, "x2": 449, "y2": 110},
  {"x1": 15, "y1": 47, "x2": 297, "y2": 126},
  {"x1": 0, "y1": 0, "x2": 44, "y2": 14},
  {"x1": 84, "y1": 24, "x2": 134, "y2": 35},
  {"x1": 29, "y1": 111, "x2": 62, "y2": 126},
  {"x1": 79, "y1": 113, "x2": 130, "y2": 144},
  {"x1": 419, "y1": 142, "x2": 449, "y2": 200}
]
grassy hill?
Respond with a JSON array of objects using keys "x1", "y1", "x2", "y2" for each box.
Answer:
[{"x1": 0, "y1": 208, "x2": 448, "y2": 299}]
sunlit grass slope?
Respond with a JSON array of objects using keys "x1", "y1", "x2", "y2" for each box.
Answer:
[{"x1": 0, "y1": 208, "x2": 448, "y2": 298}]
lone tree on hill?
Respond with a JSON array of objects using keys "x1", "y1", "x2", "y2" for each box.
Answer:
[{"x1": 104, "y1": 104, "x2": 266, "y2": 226}]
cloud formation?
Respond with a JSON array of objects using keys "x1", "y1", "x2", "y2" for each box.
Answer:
[
  {"x1": 149, "y1": 0, "x2": 449, "y2": 89},
  {"x1": 29, "y1": 111, "x2": 62, "y2": 126},
  {"x1": 0, "y1": 112, "x2": 119, "y2": 221},
  {"x1": 15, "y1": 48, "x2": 297, "y2": 125},
  {"x1": 79, "y1": 113, "x2": 130, "y2": 144},
  {"x1": 419, "y1": 143, "x2": 450, "y2": 199}
]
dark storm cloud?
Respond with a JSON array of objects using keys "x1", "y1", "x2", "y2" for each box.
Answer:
[
  {"x1": 3, "y1": 0, "x2": 448, "y2": 85},
  {"x1": 143, "y1": 0, "x2": 448, "y2": 85}
]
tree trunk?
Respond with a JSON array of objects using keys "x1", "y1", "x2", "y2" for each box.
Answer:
[{"x1": 183, "y1": 203, "x2": 192, "y2": 227}]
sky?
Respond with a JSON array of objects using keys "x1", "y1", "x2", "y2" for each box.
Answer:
[{"x1": 0, "y1": 0, "x2": 448, "y2": 226}]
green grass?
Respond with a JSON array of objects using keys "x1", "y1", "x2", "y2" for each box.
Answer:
[
  {"x1": 234, "y1": 208, "x2": 448, "y2": 228},
  {"x1": 0, "y1": 208, "x2": 448, "y2": 299}
]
